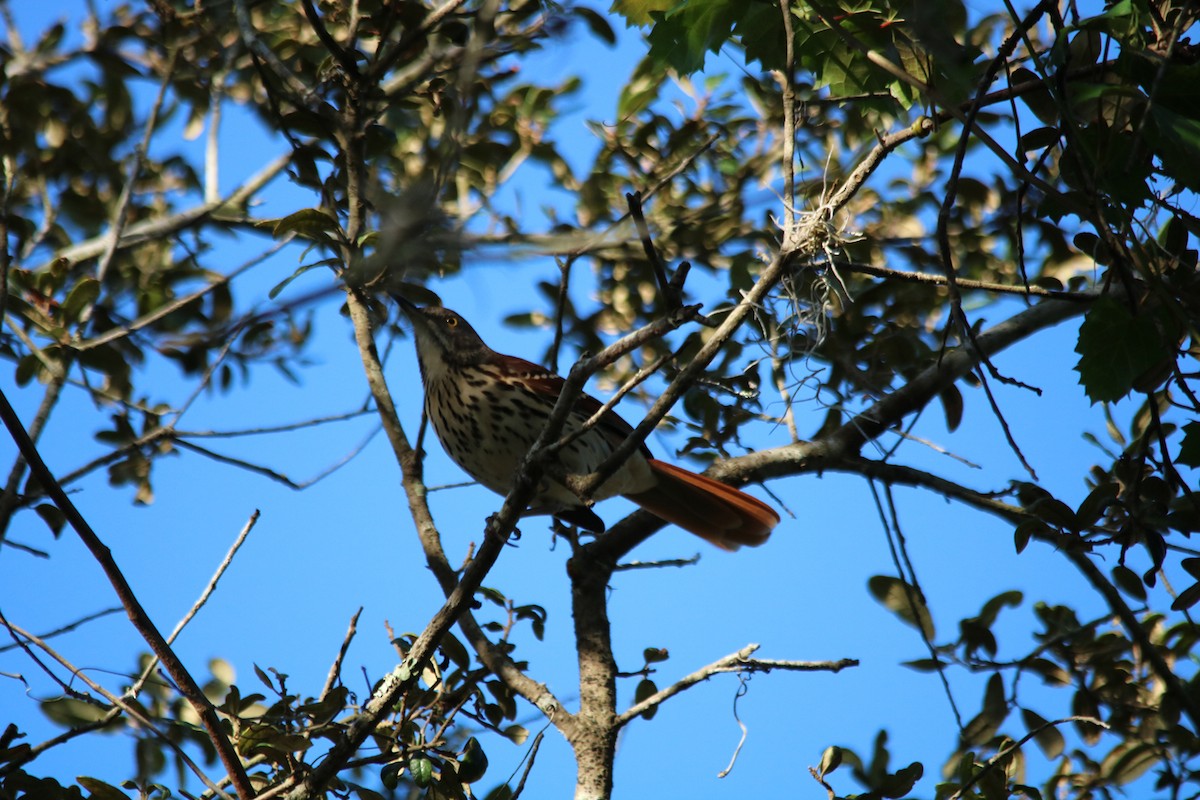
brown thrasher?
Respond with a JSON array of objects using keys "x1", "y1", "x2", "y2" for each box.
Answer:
[{"x1": 396, "y1": 297, "x2": 778, "y2": 550}]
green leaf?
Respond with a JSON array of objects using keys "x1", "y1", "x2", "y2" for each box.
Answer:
[
  {"x1": 645, "y1": 0, "x2": 743, "y2": 74},
  {"x1": 42, "y1": 697, "x2": 114, "y2": 727},
  {"x1": 409, "y1": 756, "x2": 433, "y2": 787},
  {"x1": 611, "y1": 0, "x2": 674, "y2": 26},
  {"x1": 1076, "y1": 481, "x2": 1119, "y2": 526},
  {"x1": 1170, "y1": 581, "x2": 1200, "y2": 611},
  {"x1": 978, "y1": 590, "x2": 1023, "y2": 626},
  {"x1": 818, "y1": 745, "x2": 842, "y2": 778},
  {"x1": 270, "y1": 207, "x2": 340, "y2": 241},
  {"x1": 1028, "y1": 495, "x2": 1079, "y2": 532},
  {"x1": 574, "y1": 6, "x2": 616, "y2": 44},
  {"x1": 1012, "y1": 67, "x2": 1058, "y2": 124},
  {"x1": 62, "y1": 277, "x2": 101, "y2": 323},
  {"x1": 1074, "y1": 295, "x2": 1164, "y2": 404},
  {"x1": 458, "y1": 736, "x2": 488, "y2": 783},
  {"x1": 379, "y1": 762, "x2": 403, "y2": 790},
  {"x1": 962, "y1": 674, "x2": 1009, "y2": 746},
  {"x1": 268, "y1": 262, "x2": 324, "y2": 300},
  {"x1": 1019, "y1": 126, "x2": 1061, "y2": 153},
  {"x1": 867, "y1": 575, "x2": 935, "y2": 638},
  {"x1": 439, "y1": 631, "x2": 471, "y2": 670}
]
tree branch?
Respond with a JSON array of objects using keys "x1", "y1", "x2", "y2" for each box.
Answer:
[
  {"x1": 0, "y1": 387, "x2": 254, "y2": 799},
  {"x1": 616, "y1": 644, "x2": 857, "y2": 728}
]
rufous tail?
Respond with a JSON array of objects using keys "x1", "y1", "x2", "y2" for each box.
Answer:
[{"x1": 624, "y1": 459, "x2": 779, "y2": 550}]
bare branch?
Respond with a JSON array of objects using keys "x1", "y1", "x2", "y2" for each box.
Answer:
[
  {"x1": 0, "y1": 387, "x2": 254, "y2": 800},
  {"x1": 0, "y1": 613, "x2": 235, "y2": 798},
  {"x1": 321, "y1": 608, "x2": 362, "y2": 701},
  {"x1": 616, "y1": 644, "x2": 857, "y2": 728},
  {"x1": 129, "y1": 511, "x2": 260, "y2": 696},
  {"x1": 173, "y1": 428, "x2": 378, "y2": 490},
  {"x1": 0, "y1": 606, "x2": 122, "y2": 654},
  {"x1": 75, "y1": 234, "x2": 296, "y2": 352},
  {"x1": 613, "y1": 554, "x2": 701, "y2": 572},
  {"x1": 625, "y1": 192, "x2": 678, "y2": 308},
  {"x1": 40, "y1": 152, "x2": 290, "y2": 272},
  {"x1": 831, "y1": 259, "x2": 1095, "y2": 301}
]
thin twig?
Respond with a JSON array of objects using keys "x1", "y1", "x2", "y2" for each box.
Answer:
[
  {"x1": 509, "y1": 728, "x2": 546, "y2": 800},
  {"x1": 129, "y1": 511, "x2": 260, "y2": 696},
  {"x1": 545, "y1": 352, "x2": 670, "y2": 461},
  {"x1": 0, "y1": 387, "x2": 254, "y2": 800},
  {"x1": 626, "y1": 192, "x2": 677, "y2": 307},
  {"x1": 0, "y1": 606, "x2": 122, "y2": 654},
  {"x1": 0, "y1": 613, "x2": 236, "y2": 798},
  {"x1": 614, "y1": 554, "x2": 701, "y2": 571},
  {"x1": 868, "y1": 480, "x2": 964, "y2": 731},
  {"x1": 777, "y1": 0, "x2": 797, "y2": 231},
  {"x1": 551, "y1": 304, "x2": 702, "y2": 496},
  {"x1": 87, "y1": 49, "x2": 180, "y2": 320},
  {"x1": 40, "y1": 152, "x2": 290, "y2": 273},
  {"x1": 949, "y1": 715, "x2": 1108, "y2": 800},
  {"x1": 321, "y1": 607, "x2": 362, "y2": 701},
  {"x1": 76, "y1": 234, "x2": 295, "y2": 352},
  {"x1": 615, "y1": 644, "x2": 857, "y2": 727},
  {"x1": 831, "y1": 259, "x2": 1095, "y2": 300},
  {"x1": 173, "y1": 427, "x2": 378, "y2": 490},
  {"x1": 716, "y1": 674, "x2": 749, "y2": 778}
]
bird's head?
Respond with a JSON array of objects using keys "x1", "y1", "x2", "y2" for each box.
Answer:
[{"x1": 393, "y1": 294, "x2": 492, "y2": 373}]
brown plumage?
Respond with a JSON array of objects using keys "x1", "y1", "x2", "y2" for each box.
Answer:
[{"x1": 396, "y1": 297, "x2": 778, "y2": 550}]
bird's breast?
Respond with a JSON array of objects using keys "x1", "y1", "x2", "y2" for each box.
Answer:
[{"x1": 425, "y1": 367, "x2": 652, "y2": 502}]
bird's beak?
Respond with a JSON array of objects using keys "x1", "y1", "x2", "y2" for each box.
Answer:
[{"x1": 391, "y1": 293, "x2": 420, "y2": 317}]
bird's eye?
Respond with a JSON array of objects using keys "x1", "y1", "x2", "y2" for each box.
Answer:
[{"x1": 445, "y1": 317, "x2": 458, "y2": 328}]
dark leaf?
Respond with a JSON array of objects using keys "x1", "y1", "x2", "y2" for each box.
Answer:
[
  {"x1": 1170, "y1": 581, "x2": 1200, "y2": 611},
  {"x1": 1178, "y1": 421, "x2": 1200, "y2": 468},
  {"x1": 868, "y1": 575, "x2": 935, "y2": 638},
  {"x1": 458, "y1": 737, "x2": 488, "y2": 783},
  {"x1": 635, "y1": 678, "x2": 658, "y2": 720},
  {"x1": 879, "y1": 762, "x2": 923, "y2": 799},
  {"x1": 1111, "y1": 565, "x2": 1147, "y2": 601},
  {"x1": 34, "y1": 503, "x2": 67, "y2": 537},
  {"x1": 77, "y1": 777, "x2": 129, "y2": 800},
  {"x1": 939, "y1": 385, "x2": 963, "y2": 432},
  {"x1": 1020, "y1": 707, "x2": 1064, "y2": 759},
  {"x1": 643, "y1": 647, "x2": 669, "y2": 664},
  {"x1": 1074, "y1": 295, "x2": 1165, "y2": 404}
]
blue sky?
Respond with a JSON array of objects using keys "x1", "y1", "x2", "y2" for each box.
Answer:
[{"x1": 0, "y1": 2, "x2": 1178, "y2": 798}]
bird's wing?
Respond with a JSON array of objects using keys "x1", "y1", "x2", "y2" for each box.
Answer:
[{"x1": 494, "y1": 353, "x2": 652, "y2": 457}]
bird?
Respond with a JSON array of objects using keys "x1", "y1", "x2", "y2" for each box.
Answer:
[{"x1": 394, "y1": 296, "x2": 778, "y2": 550}]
